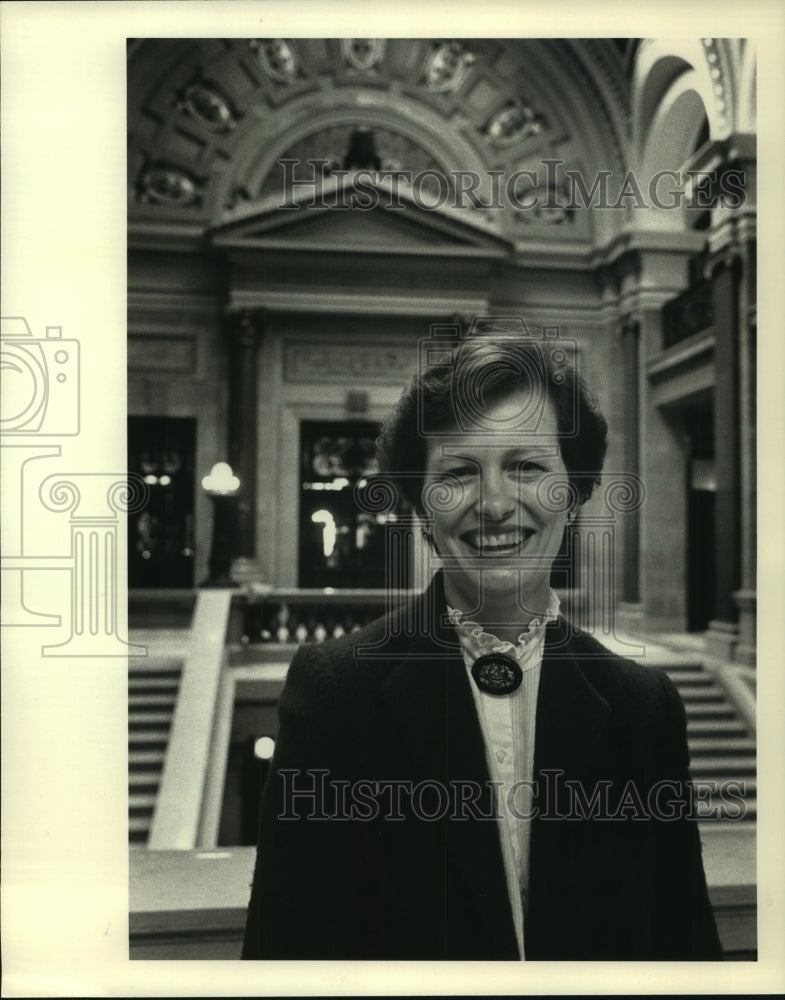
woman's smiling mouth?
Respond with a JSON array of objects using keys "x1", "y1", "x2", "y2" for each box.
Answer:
[{"x1": 460, "y1": 528, "x2": 535, "y2": 554}]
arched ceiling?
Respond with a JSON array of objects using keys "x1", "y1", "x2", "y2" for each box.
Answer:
[{"x1": 127, "y1": 38, "x2": 634, "y2": 250}]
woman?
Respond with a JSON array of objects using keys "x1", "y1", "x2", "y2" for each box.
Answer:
[{"x1": 242, "y1": 328, "x2": 721, "y2": 961}]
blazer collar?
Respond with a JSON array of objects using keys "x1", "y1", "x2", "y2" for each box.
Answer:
[
  {"x1": 380, "y1": 573, "x2": 518, "y2": 953},
  {"x1": 534, "y1": 616, "x2": 611, "y2": 778},
  {"x1": 381, "y1": 573, "x2": 611, "y2": 781}
]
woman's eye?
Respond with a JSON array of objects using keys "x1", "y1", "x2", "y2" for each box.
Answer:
[
  {"x1": 514, "y1": 461, "x2": 546, "y2": 475},
  {"x1": 445, "y1": 466, "x2": 475, "y2": 479}
]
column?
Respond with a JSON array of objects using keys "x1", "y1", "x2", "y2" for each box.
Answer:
[
  {"x1": 733, "y1": 232, "x2": 757, "y2": 666},
  {"x1": 227, "y1": 309, "x2": 263, "y2": 584},
  {"x1": 704, "y1": 249, "x2": 742, "y2": 659},
  {"x1": 620, "y1": 316, "x2": 641, "y2": 605}
]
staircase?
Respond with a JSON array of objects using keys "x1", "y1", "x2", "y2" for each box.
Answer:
[
  {"x1": 128, "y1": 631, "x2": 189, "y2": 844},
  {"x1": 659, "y1": 659, "x2": 756, "y2": 822}
]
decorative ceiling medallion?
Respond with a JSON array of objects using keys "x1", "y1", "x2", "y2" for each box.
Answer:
[
  {"x1": 138, "y1": 164, "x2": 200, "y2": 206},
  {"x1": 424, "y1": 41, "x2": 475, "y2": 93},
  {"x1": 341, "y1": 39, "x2": 386, "y2": 72},
  {"x1": 178, "y1": 80, "x2": 237, "y2": 132},
  {"x1": 250, "y1": 39, "x2": 299, "y2": 83},
  {"x1": 486, "y1": 99, "x2": 546, "y2": 145}
]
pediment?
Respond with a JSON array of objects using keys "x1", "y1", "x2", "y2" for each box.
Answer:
[{"x1": 210, "y1": 173, "x2": 514, "y2": 259}]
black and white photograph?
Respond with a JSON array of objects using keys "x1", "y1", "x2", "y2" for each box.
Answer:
[{"x1": 2, "y1": 2, "x2": 784, "y2": 996}]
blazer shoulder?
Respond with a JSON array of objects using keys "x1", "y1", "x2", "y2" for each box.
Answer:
[
  {"x1": 281, "y1": 603, "x2": 408, "y2": 697},
  {"x1": 559, "y1": 619, "x2": 686, "y2": 741}
]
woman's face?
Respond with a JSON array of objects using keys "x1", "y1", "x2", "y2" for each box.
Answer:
[{"x1": 422, "y1": 386, "x2": 571, "y2": 615}]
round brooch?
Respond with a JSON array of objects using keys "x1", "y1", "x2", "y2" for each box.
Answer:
[{"x1": 471, "y1": 653, "x2": 523, "y2": 695}]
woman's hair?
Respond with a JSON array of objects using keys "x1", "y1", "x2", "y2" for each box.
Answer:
[{"x1": 376, "y1": 328, "x2": 608, "y2": 514}]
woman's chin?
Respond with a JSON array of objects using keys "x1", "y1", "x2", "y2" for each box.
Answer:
[{"x1": 444, "y1": 565, "x2": 550, "y2": 605}]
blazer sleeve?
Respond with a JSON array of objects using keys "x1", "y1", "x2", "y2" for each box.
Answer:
[
  {"x1": 241, "y1": 641, "x2": 359, "y2": 959},
  {"x1": 651, "y1": 669, "x2": 723, "y2": 960}
]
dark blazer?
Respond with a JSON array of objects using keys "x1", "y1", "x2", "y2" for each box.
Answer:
[{"x1": 242, "y1": 574, "x2": 722, "y2": 961}]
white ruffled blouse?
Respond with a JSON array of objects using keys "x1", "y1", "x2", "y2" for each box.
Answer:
[{"x1": 446, "y1": 590, "x2": 560, "y2": 961}]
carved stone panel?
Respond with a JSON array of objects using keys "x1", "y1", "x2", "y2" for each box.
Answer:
[
  {"x1": 285, "y1": 343, "x2": 413, "y2": 382},
  {"x1": 128, "y1": 335, "x2": 196, "y2": 373}
]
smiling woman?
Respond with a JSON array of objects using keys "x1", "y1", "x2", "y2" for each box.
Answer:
[
  {"x1": 242, "y1": 323, "x2": 722, "y2": 962},
  {"x1": 422, "y1": 390, "x2": 573, "y2": 638}
]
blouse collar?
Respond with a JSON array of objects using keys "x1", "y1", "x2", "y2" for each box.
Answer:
[{"x1": 446, "y1": 589, "x2": 560, "y2": 665}]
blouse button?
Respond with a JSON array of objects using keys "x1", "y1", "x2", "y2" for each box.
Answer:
[{"x1": 496, "y1": 749, "x2": 507, "y2": 763}]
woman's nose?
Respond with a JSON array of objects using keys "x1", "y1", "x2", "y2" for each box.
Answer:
[{"x1": 478, "y1": 470, "x2": 517, "y2": 520}]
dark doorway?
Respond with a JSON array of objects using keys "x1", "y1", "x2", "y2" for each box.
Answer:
[
  {"x1": 684, "y1": 402, "x2": 715, "y2": 631},
  {"x1": 128, "y1": 416, "x2": 196, "y2": 588},
  {"x1": 298, "y1": 419, "x2": 412, "y2": 589}
]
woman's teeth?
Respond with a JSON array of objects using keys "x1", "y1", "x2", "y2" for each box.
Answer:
[{"x1": 466, "y1": 531, "x2": 529, "y2": 550}]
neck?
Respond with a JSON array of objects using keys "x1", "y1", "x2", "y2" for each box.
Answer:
[{"x1": 442, "y1": 572, "x2": 553, "y2": 644}]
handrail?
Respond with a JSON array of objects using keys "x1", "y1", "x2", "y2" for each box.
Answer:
[{"x1": 148, "y1": 589, "x2": 233, "y2": 850}]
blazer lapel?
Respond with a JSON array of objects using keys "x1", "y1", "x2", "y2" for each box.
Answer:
[
  {"x1": 526, "y1": 618, "x2": 612, "y2": 956},
  {"x1": 379, "y1": 575, "x2": 520, "y2": 956},
  {"x1": 533, "y1": 618, "x2": 611, "y2": 779}
]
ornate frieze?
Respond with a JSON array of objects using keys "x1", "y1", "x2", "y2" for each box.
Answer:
[
  {"x1": 176, "y1": 79, "x2": 238, "y2": 132},
  {"x1": 249, "y1": 39, "x2": 300, "y2": 83},
  {"x1": 485, "y1": 99, "x2": 546, "y2": 145},
  {"x1": 423, "y1": 41, "x2": 475, "y2": 93},
  {"x1": 341, "y1": 39, "x2": 386, "y2": 72},
  {"x1": 136, "y1": 162, "x2": 202, "y2": 206}
]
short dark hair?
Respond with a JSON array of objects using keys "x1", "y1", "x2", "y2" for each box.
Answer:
[{"x1": 376, "y1": 329, "x2": 608, "y2": 514}]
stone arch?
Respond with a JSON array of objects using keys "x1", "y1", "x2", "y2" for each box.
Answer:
[{"x1": 632, "y1": 40, "x2": 719, "y2": 232}]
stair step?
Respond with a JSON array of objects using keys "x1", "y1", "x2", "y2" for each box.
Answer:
[
  {"x1": 129, "y1": 669, "x2": 181, "y2": 683},
  {"x1": 128, "y1": 683, "x2": 180, "y2": 701},
  {"x1": 129, "y1": 792, "x2": 157, "y2": 812},
  {"x1": 666, "y1": 670, "x2": 715, "y2": 686},
  {"x1": 695, "y1": 797, "x2": 755, "y2": 820},
  {"x1": 653, "y1": 659, "x2": 705, "y2": 671},
  {"x1": 690, "y1": 755, "x2": 757, "y2": 775},
  {"x1": 129, "y1": 815, "x2": 151, "y2": 834},
  {"x1": 128, "y1": 656, "x2": 184, "y2": 673},
  {"x1": 678, "y1": 682, "x2": 726, "y2": 701},
  {"x1": 688, "y1": 736, "x2": 756, "y2": 755},
  {"x1": 679, "y1": 688, "x2": 734, "y2": 713},
  {"x1": 129, "y1": 713, "x2": 174, "y2": 729},
  {"x1": 129, "y1": 749, "x2": 166, "y2": 767},
  {"x1": 684, "y1": 702, "x2": 737, "y2": 718},
  {"x1": 129, "y1": 732, "x2": 170, "y2": 749},
  {"x1": 129, "y1": 693, "x2": 178, "y2": 709},
  {"x1": 687, "y1": 718, "x2": 748, "y2": 736},
  {"x1": 129, "y1": 772, "x2": 160, "y2": 790}
]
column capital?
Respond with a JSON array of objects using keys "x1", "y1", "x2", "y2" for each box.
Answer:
[
  {"x1": 226, "y1": 307, "x2": 266, "y2": 346},
  {"x1": 703, "y1": 240, "x2": 743, "y2": 281}
]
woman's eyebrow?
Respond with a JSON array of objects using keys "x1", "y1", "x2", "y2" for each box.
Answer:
[
  {"x1": 502, "y1": 446, "x2": 560, "y2": 460},
  {"x1": 427, "y1": 453, "x2": 481, "y2": 470}
]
